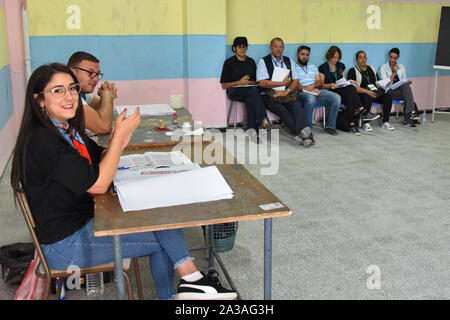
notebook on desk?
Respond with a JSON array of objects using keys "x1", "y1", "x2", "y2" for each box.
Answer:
[{"x1": 113, "y1": 152, "x2": 233, "y2": 212}]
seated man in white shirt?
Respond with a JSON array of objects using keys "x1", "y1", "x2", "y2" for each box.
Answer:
[
  {"x1": 256, "y1": 38, "x2": 314, "y2": 147},
  {"x1": 379, "y1": 47, "x2": 420, "y2": 127},
  {"x1": 68, "y1": 51, "x2": 117, "y2": 135}
]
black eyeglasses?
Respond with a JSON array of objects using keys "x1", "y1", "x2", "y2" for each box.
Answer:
[
  {"x1": 73, "y1": 67, "x2": 104, "y2": 80},
  {"x1": 40, "y1": 83, "x2": 81, "y2": 98}
]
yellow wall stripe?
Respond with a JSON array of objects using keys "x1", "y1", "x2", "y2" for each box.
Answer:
[
  {"x1": 28, "y1": 0, "x2": 226, "y2": 36},
  {"x1": 227, "y1": 0, "x2": 447, "y2": 44},
  {"x1": 28, "y1": 0, "x2": 184, "y2": 36},
  {"x1": 0, "y1": 6, "x2": 9, "y2": 69}
]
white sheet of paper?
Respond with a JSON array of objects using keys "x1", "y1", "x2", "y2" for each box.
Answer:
[
  {"x1": 271, "y1": 67, "x2": 290, "y2": 91},
  {"x1": 114, "y1": 166, "x2": 233, "y2": 212},
  {"x1": 118, "y1": 151, "x2": 192, "y2": 169},
  {"x1": 115, "y1": 104, "x2": 176, "y2": 117},
  {"x1": 388, "y1": 78, "x2": 408, "y2": 91},
  {"x1": 376, "y1": 78, "x2": 391, "y2": 90},
  {"x1": 303, "y1": 89, "x2": 319, "y2": 96}
]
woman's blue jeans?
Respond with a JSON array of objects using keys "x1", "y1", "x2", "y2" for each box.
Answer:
[{"x1": 41, "y1": 218, "x2": 192, "y2": 300}]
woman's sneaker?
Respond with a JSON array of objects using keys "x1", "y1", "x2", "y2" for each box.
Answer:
[
  {"x1": 382, "y1": 122, "x2": 395, "y2": 131},
  {"x1": 363, "y1": 123, "x2": 373, "y2": 132},
  {"x1": 350, "y1": 126, "x2": 361, "y2": 135},
  {"x1": 176, "y1": 270, "x2": 237, "y2": 300},
  {"x1": 403, "y1": 120, "x2": 418, "y2": 129},
  {"x1": 362, "y1": 112, "x2": 380, "y2": 122}
]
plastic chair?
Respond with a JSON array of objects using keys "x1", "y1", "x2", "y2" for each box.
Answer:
[
  {"x1": 312, "y1": 105, "x2": 326, "y2": 127},
  {"x1": 392, "y1": 100, "x2": 405, "y2": 119},
  {"x1": 227, "y1": 100, "x2": 247, "y2": 131},
  {"x1": 16, "y1": 190, "x2": 143, "y2": 300}
]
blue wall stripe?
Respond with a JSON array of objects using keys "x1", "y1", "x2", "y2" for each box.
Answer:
[
  {"x1": 241, "y1": 43, "x2": 450, "y2": 78},
  {"x1": 30, "y1": 35, "x2": 226, "y2": 80},
  {"x1": 29, "y1": 35, "x2": 450, "y2": 80},
  {"x1": 0, "y1": 64, "x2": 13, "y2": 131}
]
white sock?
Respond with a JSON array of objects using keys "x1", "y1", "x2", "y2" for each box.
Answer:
[{"x1": 182, "y1": 271, "x2": 203, "y2": 282}]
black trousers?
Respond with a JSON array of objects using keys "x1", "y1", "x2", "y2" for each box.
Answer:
[
  {"x1": 227, "y1": 87, "x2": 268, "y2": 130},
  {"x1": 332, "y1": 86, "x2": 360, "y2": 131},
  {"x1": 359, "y1": 91, "x2": 392, "y2": 123},
  {"x1": 261, "y1": 95, "x2": 306, "y2": 136}
]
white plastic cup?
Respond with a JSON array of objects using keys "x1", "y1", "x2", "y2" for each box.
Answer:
[{"x1": 170, "y1": 95, "x2": 183, "y2": 109}]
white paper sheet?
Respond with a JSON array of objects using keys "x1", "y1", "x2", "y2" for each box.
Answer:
[
  {"x1": 387, "y1": 78, "x2": 409, "y2": 92},
  {"x1": 118, "y1": 151, "x2": 192, "y2": 169},
  {"x1": 376, "y1": 78, "x2": 391, "y2": 90},
  {"x1": 114, "y1": 166, "x2": 233, "y2": 212},
  {"x1": 335, "y1": 78, "x2": 355, "y2": 88},
  {"x1": 303, "y1": 89, "x2": 319, "y2": 96},
  {"x1": 115, "y1": 104, "x2": 176, "y2": 117},
  {"x1": 271, "y1": 67, "x2": 290, "y2": 91}
]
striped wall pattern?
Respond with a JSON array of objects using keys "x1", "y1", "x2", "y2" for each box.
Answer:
[
  {"x1": 0, "y1": 3, "x2": 12, "y2": 132},
  {"x1": 22, "y1": 0, "x2": 450, "y2": 128}
]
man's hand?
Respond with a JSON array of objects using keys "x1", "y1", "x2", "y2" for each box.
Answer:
[
  {"x1": 239, "y1": 75, "x2": 250, "y2": 86},
  {"x1": 273, "y1": 90, "x2": 289, "y2": 98},
  {"x1": 98, "y1": 81, "x2": 118, "y2": 101},
  {"x1": 312, "y1": 88, "x2": 321, "y2": 96},
  {"x1": 281, "y1": 74, "x2": 291, "y2": 87}
]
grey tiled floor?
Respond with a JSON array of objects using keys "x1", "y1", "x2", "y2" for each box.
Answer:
[{"x1": 1, "y1": 113, "x2": 449, "y2": 300}]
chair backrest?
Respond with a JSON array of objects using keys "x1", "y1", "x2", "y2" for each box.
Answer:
[{"x1": 16, "y1": 190, "x2": 52, "y2": 278}]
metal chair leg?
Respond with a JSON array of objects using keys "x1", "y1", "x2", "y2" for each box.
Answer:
[
  {"x1": 124, "y1": 271, "x2": 134, "y2": 300},
  {"x1": 132, "y1": 258, "x2": 144, "y2": 300}
]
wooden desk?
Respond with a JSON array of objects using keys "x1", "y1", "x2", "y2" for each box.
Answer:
[
  {"x1": 94, "y1": 142, "x2": 291, "y2": 300},
  {"x1": 97, "y1": 107, "x2": 213, "y2": 149}
]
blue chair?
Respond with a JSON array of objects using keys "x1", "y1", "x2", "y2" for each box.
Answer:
[{"x1": 392, "y1": 100, "x2": 405, "y2": 119}]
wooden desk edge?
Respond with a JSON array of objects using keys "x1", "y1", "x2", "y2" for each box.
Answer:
[
  {"x1": 94, "y1": 209, "x2": 292, "y2": 237},
  {"x1": 100, "y1": 136, "x2": 215, "y2": 150}
]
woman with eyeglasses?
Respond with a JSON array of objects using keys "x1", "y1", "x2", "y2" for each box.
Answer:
[{"x1": 10, "y1": 63, "x2": 237, "y2": 300}]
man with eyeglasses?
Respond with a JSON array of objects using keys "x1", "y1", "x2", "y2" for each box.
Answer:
[{"x1": 68, "y1": 51, "x2": 117, "y2": 135}]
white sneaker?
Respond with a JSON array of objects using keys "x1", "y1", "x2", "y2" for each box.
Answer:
[
  {"x1": 363, "y1": 123, "x2": 373, "y2": 132},
  {"x1": 383, "y1": 122, "x2": 395, "y2": 131}
]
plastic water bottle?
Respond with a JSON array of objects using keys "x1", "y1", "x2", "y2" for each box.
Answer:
[
  {"x1": 85, "y1": 272, "x2": 104, "y2": 297},
  {"x1": 422, "y1": 110, "x2": 427, "y2": 126}
]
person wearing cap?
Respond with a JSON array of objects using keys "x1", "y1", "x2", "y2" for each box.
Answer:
[
  {"x1": 220, "y1": 37, "x2": 272, "y2": 139},
  {"x1": 68, "y1": 51, "x2": 117, "y2": 135}
]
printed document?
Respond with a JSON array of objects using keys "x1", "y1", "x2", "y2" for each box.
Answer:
[
  {"x1": 336, "y1": 78, "x2": 355, "y2": 88},
  {"x1": 271, "y1": 67, "x2": 290, "y2": 91},
  {"x1": 118, "y1": 151, "x2": 192, "y2": 169},
  {"x1": 388, "y1": 78, "x2": 408, "y2": 91},
  {"x1": 376, "y1": 78, "x2": 391, "y2": 90}
]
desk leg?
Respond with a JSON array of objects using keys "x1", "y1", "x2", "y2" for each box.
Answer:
[
  {"x1": 112, "y1": 235, "x2": 126, "y2": 300},
  {"x1": 208, "y1": 225, "x2": 215, "y2": 269},
  {"x1": 264, "y1": 218, "x2": 272, "y2": 300}
]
